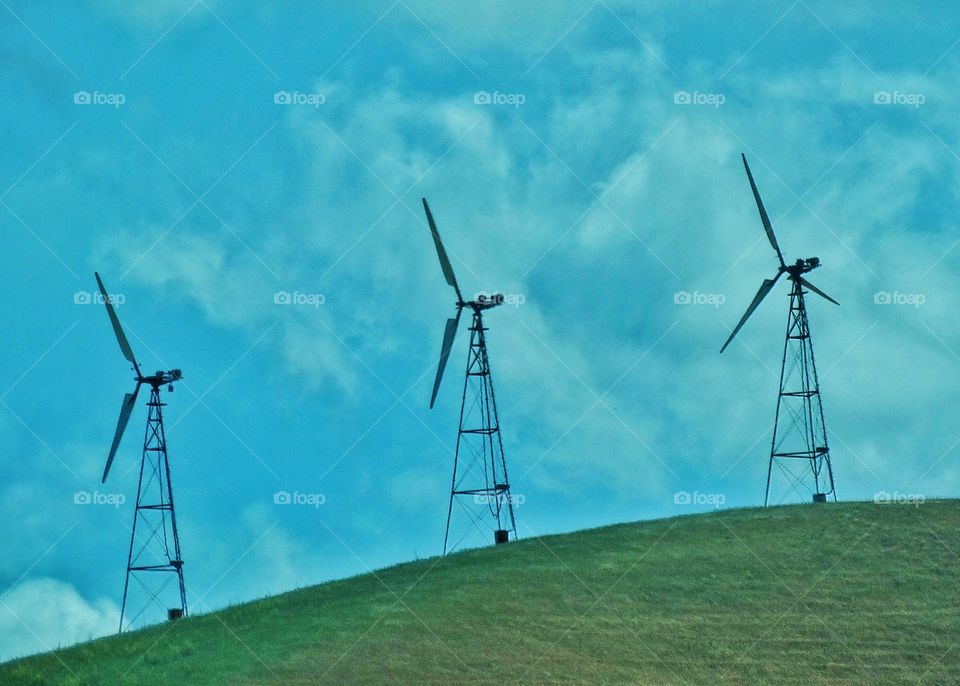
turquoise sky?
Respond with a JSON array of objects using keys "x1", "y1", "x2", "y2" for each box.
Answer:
[{"x1": 2, "y1": 0, "x2": 959, "y2": 659}]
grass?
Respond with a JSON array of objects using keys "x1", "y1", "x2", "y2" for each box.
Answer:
[{"x1": 2, "y1": 500, "x2": 959, "y2": 684}]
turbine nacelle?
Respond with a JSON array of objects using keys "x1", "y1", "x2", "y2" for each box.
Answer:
[
  {"x1": 142, "y1": 369, "x2": 183, "y2": 390},
  {"x1": 783, "y1": 257, "x2": 821, "y2": 276},
  {"x1": 468, "y1": 293, "x2": 505, "y2": 310}
]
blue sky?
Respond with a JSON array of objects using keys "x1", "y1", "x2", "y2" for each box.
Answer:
[{"x1": 2, "y1": 0, "x2": 959, "y2": 660}]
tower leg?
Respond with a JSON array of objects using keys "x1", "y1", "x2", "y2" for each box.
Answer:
[
  {"x1": 118, "y1": 385, "x2": 187, "y2": 632},
  {"x1": 443, "y1": 309, "x2": 517, "y2": 554},
  {"x1": 766, "y1": 280, "x2": 836, "y2": 506}
]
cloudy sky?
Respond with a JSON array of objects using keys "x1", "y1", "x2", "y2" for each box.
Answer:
[{"x1": 2, "y1": 0, "x2": 958, "y2": 661}]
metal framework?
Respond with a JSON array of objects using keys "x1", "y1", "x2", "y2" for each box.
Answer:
[
  {"x1": 766, "y1": 278, "x2": 836, "y2": 506},
  {"x1": 119, "y1": 380, "x2": 187, "y2": 632},
  {"x1": 443, "y1": 304, "x2": 517, "y2": 555}
]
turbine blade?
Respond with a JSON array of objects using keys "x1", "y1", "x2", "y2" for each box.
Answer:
[
  {"x1": 102, "y1": 384, "x2": 140, "y2": 483},
  {"x1": 95, "y1": 272, "x2": 141, "y2": 376},
  {"x1": 422, "y1": 199, "x2": 464, "y2": 304},
  {"x1": 799, "y1": 277, "x2": 839, "y2": 306},
  {"x1": 429, "y1": 310, "x2": 462, "y2": 409},
  {"x1": 720, "y1": 273, "x2": 782, "y2": 353},
  {"x1": 742, "y1": 154, "x2": 785, "y2": 267}
]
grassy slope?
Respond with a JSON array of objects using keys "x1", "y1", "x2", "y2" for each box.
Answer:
[{"x1": 3, "y1": 501, "x2": 959, "y2": 685}]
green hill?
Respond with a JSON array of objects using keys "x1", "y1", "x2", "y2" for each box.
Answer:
[{"x1": 3, "y1": 501, "x2": 958, "y2": 685}]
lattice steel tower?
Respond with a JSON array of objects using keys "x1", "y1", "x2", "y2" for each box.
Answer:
[
  {"x1": 444, "y1": 303, "x2": 516, "y2": 555},
  {"x1": 720, "y1": 156, "x2": 839, "y2": 505},
  {"x1": 421, "y1": 199, "x2": 518, "y2": 554},
  {"x1": 766, "y1": 270, "x2": 835, "y2": 505},
  {"x1": 119, "y1": 377, "x2": 188, "y2": 631}
]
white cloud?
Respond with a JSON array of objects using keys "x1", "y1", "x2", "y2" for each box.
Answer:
[
  {"x1": 95, "y1": 0, "x2": 221, "y2": 31},
  {"x1": 0, "y1": 578, "x2": 118, "y2": 662},
  {"x1": 104, "y1": 227, "x2": 361, "y2": 393},
  {"x1": 395, "y1": 0, "x2": 601, "y2": 53}
]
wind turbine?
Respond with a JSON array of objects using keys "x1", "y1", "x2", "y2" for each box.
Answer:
[
  {"x1": 720, "y1": 155, "x2": 839, "y2": 506},
  {"x1": 423, "y1": 198, "x2": 518, "y2": 555},
  {"x1": 95, "y1": 272, "x2": 187, "y2": 631}
]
